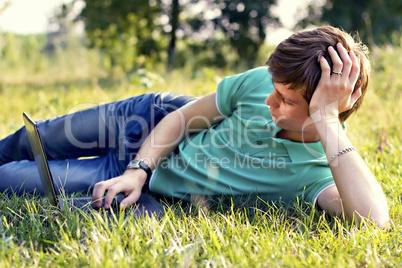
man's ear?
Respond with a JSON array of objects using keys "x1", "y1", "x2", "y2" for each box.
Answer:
[{"x1": 351, "y1": 87, "x2": 362, "y2": 106}]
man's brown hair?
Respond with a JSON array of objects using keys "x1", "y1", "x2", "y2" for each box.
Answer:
[{"x1": 266, "y1": 26, "x2": 371, "y2": 123}]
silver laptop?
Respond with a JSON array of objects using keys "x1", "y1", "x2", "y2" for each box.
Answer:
[{"x1": 23, "y1": 112, "x2": 163, "y2": 216}]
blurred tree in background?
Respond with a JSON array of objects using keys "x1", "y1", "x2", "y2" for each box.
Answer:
[
  {"x1": 45, "y1": 3, "x2": 82, "y2": 52},
  {"x1": 77, "y1": 0, "x2": 280, "y2": 71},
  {"x1": 214, "y1": 0, "x2": 279, "y2": 67},
  {"x1": 0, "y1": 1, "x2": 47, "y2": 73},
  {"x1": 77, "y1": 0, "x2": 163, "y2": 72},
  {"x1": 297, "y1": 0, "x2": 402, "y2": 46},
  {"x1": 2, "y1": 0, "x2": 401, "y2": 77},
  {"x1": 173, "y1": 0, "x2": 279, "y2": 68},
  {"x1": 164, "y1": 0, "x2": 179, "y2": 71}
]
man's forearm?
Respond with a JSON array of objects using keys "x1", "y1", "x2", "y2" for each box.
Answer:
[
  {"x1": 314, "y1": 117, "x2": 389, "y2": 225},
  {"x1": 133, "y1": 110, "x2": 187, "y2": 171}
]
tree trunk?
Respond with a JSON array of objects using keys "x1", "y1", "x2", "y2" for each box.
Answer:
[{"x1": 167, "y1": 0, "x2": 179, "y2": 71}]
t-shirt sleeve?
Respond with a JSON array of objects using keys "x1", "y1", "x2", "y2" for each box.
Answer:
[
  {"x1": 216, "y1": 67, "x2": 271, "y2": 117},
  {"x1": 216, "y1": 73, "x2": 244, "y2": 116},
  {"x1": 299, "y1": 165, "x2": 335, "y2": 205}
]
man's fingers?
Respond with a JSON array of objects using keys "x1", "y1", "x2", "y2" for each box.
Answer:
[
  {"x1": 319, "y1": 55, "x2": 331, "y2": 80},
  {"x1": 336, "y1": 43, "x2": 352, "y2": 76},
  {"x1": 120, "y1": 191, "x2": 141, "y2": 210},
  {"x1": 93, "y1": 179, "x2": 115, "y2": 207},
  {"x1": 103, "y1": 182, "x2": 126, "y2": 209},
  {"x1": 328, "y1": 46, "x2": 343, "y2": 74},
  {"x1": 349, "y1": 50, "x2": 360, "y2": 83},
  {"x1": 92, "y1": 176, "x2": 123, "y2": 207}
]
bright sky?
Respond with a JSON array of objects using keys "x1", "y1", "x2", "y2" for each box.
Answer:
[
  {"x1": 0, "y1": 0, "x2": 70, "y2": 34},
  {"x1": 0, "y1": 0, "x2": 310, "y2": 44}
]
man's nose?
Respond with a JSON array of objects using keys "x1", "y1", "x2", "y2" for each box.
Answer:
[{"x1": 265, "y1": 93, "x2": 279, "y2": 108}]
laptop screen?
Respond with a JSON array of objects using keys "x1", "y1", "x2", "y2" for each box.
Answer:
[{"x1": 23, "y1": 112, "x2": 59, "y2": 206}]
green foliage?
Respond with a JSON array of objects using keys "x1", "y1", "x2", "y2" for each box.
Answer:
[
  {"x1": 0, "y1": 33, "x2": 102, "y2": 87},
  {"x1": 45, "y1": 3, "x2": 84, "y2": 53},
  {"x1": 298, "y1": 0, "x2": 402, "y2": 46},
  {"x1": 79, "y1": 0, "x2": 163, "y2": 72},
  {"x1": 215, "y1": 0, "x2": 280, "y2": 67},
  {"x1": 176, "y1": 0, "x2": 279, "y2": 68},
  {"x1": 174, "y1": 38, "x2": 239, "y2": 70},
  {"x1": 77, "y1": 0, "x2": 280, "y2": 72},
  {"x1": 0, "y1": 33, "x2": 47, "y2": 73}
]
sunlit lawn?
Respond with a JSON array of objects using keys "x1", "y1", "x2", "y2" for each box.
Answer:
[{"x1": 0, "y1": 45, "x2": 401, "y2": 267}]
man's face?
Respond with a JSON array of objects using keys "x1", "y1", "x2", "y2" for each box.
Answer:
[{"x1": 265, "y1": 82, "x2": 315, "y2": 137}]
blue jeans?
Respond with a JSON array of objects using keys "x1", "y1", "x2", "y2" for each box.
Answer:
[{"x1": 0, "y1": 92, "x2": 194, "y2": 195}]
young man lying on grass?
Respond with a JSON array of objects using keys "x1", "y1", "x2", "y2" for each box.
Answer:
[{"x1": 0, "y1": 26, "x2": 389, "y2": 227}]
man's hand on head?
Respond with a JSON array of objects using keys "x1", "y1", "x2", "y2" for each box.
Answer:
[{"x1": 309, "y1": 43, "x2": 362, "y2": 119}]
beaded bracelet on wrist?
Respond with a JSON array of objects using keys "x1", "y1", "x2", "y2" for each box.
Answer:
[{"x1": 327, "y1": 147, "x2": 357, "y2": 166}]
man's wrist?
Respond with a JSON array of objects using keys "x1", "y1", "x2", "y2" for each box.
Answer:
[
  {"x1": 310, "y1": 107, "x2": 338, "y2": 128},
  {"x1": 126, "y1": 159, "x2": 152, "y2": 183}
]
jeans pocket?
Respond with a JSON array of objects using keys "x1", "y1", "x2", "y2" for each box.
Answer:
[{"x1": 153, "y1": 92, "x2": 195, "y2": 114}]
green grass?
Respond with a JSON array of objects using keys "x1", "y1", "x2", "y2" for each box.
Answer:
[{"x1": 0, "y1": 44, "x2": 401, "y2": 267}]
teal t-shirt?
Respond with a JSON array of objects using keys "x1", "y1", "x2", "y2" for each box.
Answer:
[{"x1": 150, "y1": 67, "x2": 334, "y2": 204}]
